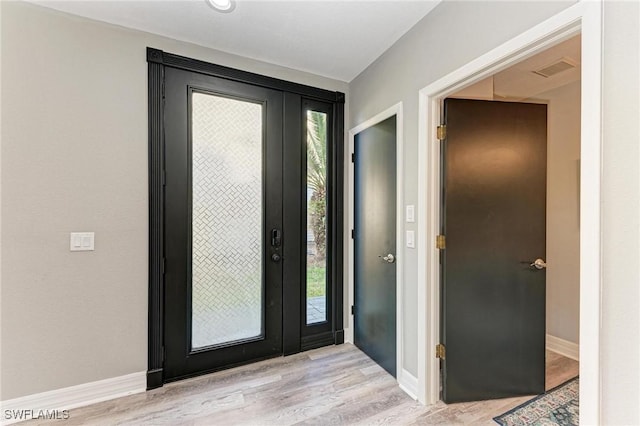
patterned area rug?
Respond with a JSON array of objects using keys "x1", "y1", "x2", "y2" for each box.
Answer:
[{"x1": 494, "y1": 377, "x2": 579, "y2": 426}]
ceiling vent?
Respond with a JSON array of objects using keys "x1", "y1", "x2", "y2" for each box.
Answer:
[{"x1": 532, "y1": 57, "x2": 577, "y2": 78}]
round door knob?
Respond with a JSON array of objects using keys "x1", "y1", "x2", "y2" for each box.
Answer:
[
  {"x1": 380, "y1": 253, "x2": 395, "y2": 264},
  {"x1": 530, "y1": 258, "x2": 547, "y2": 269},
  {"x1": 271, "y1": 253, "x2": 281, "y2": 262}
]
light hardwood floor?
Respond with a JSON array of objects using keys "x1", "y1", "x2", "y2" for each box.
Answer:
[{"x1": 27, "y1": 344, "x2": 578, "y2": 425}]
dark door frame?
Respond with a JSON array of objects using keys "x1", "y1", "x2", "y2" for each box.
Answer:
[{"x1": 146, "y1": 47, "x2": 345, "y2": 390}]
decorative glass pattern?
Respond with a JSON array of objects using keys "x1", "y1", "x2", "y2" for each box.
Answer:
[{"x1": 191, "y1": 92, "x2": 263, "y2": 349}]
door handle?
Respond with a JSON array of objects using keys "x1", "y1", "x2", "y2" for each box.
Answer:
[
  {"x1": 271, "y1": 228, "x2": 282, "y2": 248},
  {"x1": 529, "y1": 258, "x2": 547, "y2": 270},
  {"x1": 379, "y1": 253, "x2": 395, "y2": 264}
]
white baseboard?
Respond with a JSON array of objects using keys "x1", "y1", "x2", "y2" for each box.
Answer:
[
  {"x1": 0, "y1": 371, "x2": 146, "y2": 425},
  {"x1": 398, "y1": 369, "x2": 418, "y2": 400},
  {"x1": 546, "y1": 334, "x2": 579, "y2": 361},
  {"x1": 344, "y1": 327, "x2": 353, "y2": 344}
]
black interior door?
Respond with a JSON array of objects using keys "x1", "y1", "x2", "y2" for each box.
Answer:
[
  {"x1": 163, "y1": 67, "x2": 284, "y2": 381},
  {"x1": 354, "y1": 116, "x2": 397, "y2": 377},
  {"x1": 441, "y1": 99, "x2": 547, "y2": 403}
]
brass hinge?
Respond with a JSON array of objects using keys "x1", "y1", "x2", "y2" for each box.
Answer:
[
  {"x1": 436, "y1": 235, "x2": 446, "y2": 249},
  {"x1": 437, "y1": 125, "x2": 447, "y2": 140},
  {"x1": 436, "y1": 343, "x2": 446, "y2": 359}
]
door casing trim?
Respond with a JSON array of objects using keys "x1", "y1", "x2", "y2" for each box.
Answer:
[
  {"x1": 346, "y1": 102, "x2": 408, "y2": 395},
  {"x1": 416, "y1": 3, "x2": 602, "y2": 424}
]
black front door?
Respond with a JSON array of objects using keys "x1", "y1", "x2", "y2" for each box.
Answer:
[
  {"x1": 353, "y1": 116, "x2": 397, "y2": 377},
  {"x1": 163, "y1": 67, "x2": 285, "y2": 381},
  {"x1": 441, "y1": 99, "x2": 547, "y2": 403}
]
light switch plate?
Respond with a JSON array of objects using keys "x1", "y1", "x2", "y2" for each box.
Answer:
[
  {"x1": 406, "y1": 230, "x2": 415, "y2": 248},
  {"x1": 70, "y1": 232, "x2": 95, "y2": 251},
  {"x1": 406, "y1": 205, "x2": 415, "y2": 223}
]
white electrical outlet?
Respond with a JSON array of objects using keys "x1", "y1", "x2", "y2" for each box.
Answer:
[{"x1": 70, "y1": 232, "x2": 95, "y2": 251}]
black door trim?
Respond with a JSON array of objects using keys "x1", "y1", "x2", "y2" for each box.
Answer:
[
  {"x1": 147, "y1": 56, "x2": 164, "y2": 390},
  {"x1": 147, "y1": 48, "x2": 344, "y2": 103},
  {"x1": 147, "y1": 48, "x2": 344, "y2": 390}
]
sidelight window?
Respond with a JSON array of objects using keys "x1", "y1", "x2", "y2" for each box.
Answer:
[{"x1": 305, "y1": 110, "x2": 329, "y2": 325}]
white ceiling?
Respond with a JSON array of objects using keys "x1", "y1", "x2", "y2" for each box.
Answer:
[
  {"x1": 452, "y1": 35, "x2": 581, "y2": 101},
  {"x1": 26, "y1": 0, "x2": 441, "y2": 82},
  {"x1": 493, "y1": 35, "x2": 581, "y2": 99}
]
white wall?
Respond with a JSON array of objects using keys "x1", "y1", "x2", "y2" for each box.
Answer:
[
  {"x1": 601, "y1": 1, "x2": 640, "y2": 423},
  {"x1": 449, "y1": 76, "x2": 494, "y2": 100},
  {"x1": 350, "y1": 1, "x2": 639, "y2": 422},
  {"x1": 0, "y1": 1, "x2": 348, "y2": 401},
  {"x1": 0, "y1": 2, "x2": 4, "y2": 397},
  {"x1": 540, "y1": 81, "x2": 581, "y2": 344}
]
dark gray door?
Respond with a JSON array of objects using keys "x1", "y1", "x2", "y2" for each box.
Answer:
[
  {"x1": 354, "y1": 116, "x2": 397, "y2": 377},
  {"x1": 441, "y1": 99, "x2": 547, "y2": 403}
]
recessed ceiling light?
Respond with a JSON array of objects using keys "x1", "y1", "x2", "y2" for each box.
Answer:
[{"x1": 206, "y1": 0, "x2": 236, "y2": 13}]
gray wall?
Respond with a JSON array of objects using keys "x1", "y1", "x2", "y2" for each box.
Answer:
[
  {"x1": 349, "y1": 1, "x2": 639, "y2": 422},
  {"x1": 541, "y1": 81, "x2": 580, "y2": 344},
  {"x1": 0, "y1": 1, "x2": 348, "y2": 401}
]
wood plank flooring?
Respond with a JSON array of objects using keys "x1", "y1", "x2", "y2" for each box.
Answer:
[{"x1": 26, "y1": 344, "x2": 578, "y2": 425}]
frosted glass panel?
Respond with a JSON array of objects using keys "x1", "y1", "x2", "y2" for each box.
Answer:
[{"x1": 191, "y1": 92, "x2": 263, "y2": 349}]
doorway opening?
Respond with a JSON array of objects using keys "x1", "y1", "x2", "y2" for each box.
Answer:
[
  {"x1": 417, "y1": 3, "x2": 602, "y2": 423},
  {"x1": 347, "y1": 103, "x2": 406, "y2": 392},
  {"x1": 439, "y1": 34, "x2": 581, "y2": 403}
]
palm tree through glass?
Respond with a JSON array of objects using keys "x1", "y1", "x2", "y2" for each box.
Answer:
[{"x1": 306, "y1": 110, "x2": 328, "y2": 324}]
